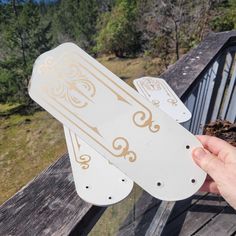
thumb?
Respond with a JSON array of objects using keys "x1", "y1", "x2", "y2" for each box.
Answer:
[{"x1": 192, "y1": 147, "x2": 224, "y2": 182}]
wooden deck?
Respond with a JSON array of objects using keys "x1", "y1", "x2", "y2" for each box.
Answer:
[
  {"x1": 117, "y1": 191, "x2": 236, "y2": 236},
  {"x1": 1, "y1": 30, "x2": 236, "y2": 236},
  {"x1": 163, "y1": 194, "x2": 236, "y2": 235}
]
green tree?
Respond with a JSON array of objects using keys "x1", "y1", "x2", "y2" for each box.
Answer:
[
  {"x1": 0, "y1": 0, "x2": 53, "y2": 107},
  {"x1": 210, "y1": 0, "x2": 236, "y2": 32},
  {"x1": 55, "y1": 0, "x2": 80, "y2": 42},
  {"x1": 55, "y1": 0, "x2": 98, "y2": 52},
  {"x1": 95, "y1": 0, "x2": 141, "y2": 57},
  {"x1": 76, "y1": 0, "x2": 98, "y2": 50}
]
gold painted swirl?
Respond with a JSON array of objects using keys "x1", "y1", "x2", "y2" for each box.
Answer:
[
  {"x1": 49, "y1": 78, "x2": 95, "y2": 108},
  {"x1": 112, "y1": 137, "x2": 136, "y2": 162},
  {"x1": 141, "y1": 78, "x2": 178, "y2": 106},
  {"x1": 141, "y1": 79, "x2": 161, "y2": 91},
  {"x1": 40, "y1": 56, "x2": 96, "y2": 109},
  {"x1": 38, "y1": 56, "x2": 54, "y2": 74},
  {"x1": 75, "y1": 154, "x2": 91, "y2": 170},
  {"x1": 132, "y1": 111, "x2": 160, "y2": 133}
]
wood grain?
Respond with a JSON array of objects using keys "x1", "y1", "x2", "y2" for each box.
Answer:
[{"x1": 0, "y1": 154, "x2": 105, "y2": 236}]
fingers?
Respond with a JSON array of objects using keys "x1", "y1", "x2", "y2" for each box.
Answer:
[
  {"x1": 192, "y1": 147, "x2": 224, "y2": 182},
  {"x1": 196, "y1": 135, "x2": 234, "y2": 156},
  {"x1": 199, "y1": 180, "x2": 220, "y2": 194}
]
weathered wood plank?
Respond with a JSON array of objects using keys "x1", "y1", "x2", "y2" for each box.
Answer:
[
  {"x1": 145, "y1": 201, "x2": 175, "y2": 236},
  {"x1": 164, "y1": 192, "x2": 207, "y2": 223},
  {"x1": 160, "y1": 194, "x2": 234, "y2": 236},
  {"x1": 194, "y1": 206, "x2": 236, "y2": 236},
  {"x1": 0, "y1": 154, "x2": 105, "y2": 236}
]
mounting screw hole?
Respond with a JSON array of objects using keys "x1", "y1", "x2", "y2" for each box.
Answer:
[
  {"x1": 85, "y1": 186, "x2": 89, "y2": 189},
  {"x1": 108, "y1": 196, "x2": 112, "y2": 200},
  {"x1": 122, "y1": 179, "x2": 126, "y2": 182},
  {"x1": 186, "y1": 145, "x2": 190, "y2": 149},
  {"x1": 191, "y1": 179, "x2": 196, "y2": 184},
  {"x1": 157, "y1": 182, "x2": 162, "y2": 187}
]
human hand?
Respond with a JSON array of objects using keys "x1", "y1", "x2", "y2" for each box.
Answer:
[{"x1": 192, "y1": 135, "x2": 236, "y2": 209}]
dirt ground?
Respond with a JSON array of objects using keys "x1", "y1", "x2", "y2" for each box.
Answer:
[{"x1": 204, "y1": 120, "x2": 236, "y2": 147}]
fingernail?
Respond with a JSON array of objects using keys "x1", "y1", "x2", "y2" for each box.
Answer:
[{"x1": 193, "y1": 147, "x2": 207, "y2": 159}]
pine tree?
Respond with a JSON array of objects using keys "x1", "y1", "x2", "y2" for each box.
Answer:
[
  {"x1": 55, "y1": 0, "x2": 98, "y2": 51},
  {"x1": 0, "y1": 0, "x2": 53, "y2": 106},
  {"x1": 77, "y1": 0, "x2": 98, "y2": 51},
  {"x1": 55, "y1": 0, "x2": 80, "y2": 42}
]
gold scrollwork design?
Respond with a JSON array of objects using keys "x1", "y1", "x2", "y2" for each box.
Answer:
[
  {"x1": 38, "y1": 56, "x2": 54, "y2": 74},
  {"x1": 132, "y1": 111, "x2": 160, "y2": 133},
  {"x1": 40, "y1": 55, "x2": 96, "y2": 109},
  {"x1": 141, "y1": 78, "x2": 178, "y2": 106},
  {"x1": 49, "y1": 78, "x2": 96, "y2": 108},
  {"x1": 75, "y1": 154, "x2": 91, "y2": 170},
  {"x1": 141, "y1": 79, "x2": 161, "y2": 91},
  {"x1": 112, "y1": 137, "x2": 137, "y2": 162}
]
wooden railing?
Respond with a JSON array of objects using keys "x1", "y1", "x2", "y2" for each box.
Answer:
[
  {"x1": 183, "y1": 40, "x2": 236, "y2": 134},
  {"x1": 0, "y1": 30, "x2": 236, "y2": 236}
]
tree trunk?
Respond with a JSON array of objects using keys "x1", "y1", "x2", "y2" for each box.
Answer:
[{"x1": 174, "y1": 20, "x2": 179, "y2": 61}]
